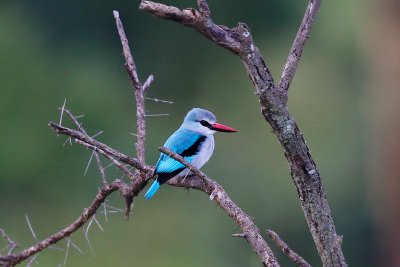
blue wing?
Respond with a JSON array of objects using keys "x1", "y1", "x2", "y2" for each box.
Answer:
[{"x1": 156, "y1": 128, "x2": 204, "y2": 174}]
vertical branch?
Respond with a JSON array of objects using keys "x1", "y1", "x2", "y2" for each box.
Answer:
[
  {"x1": 278, "y1": 0, "x2": 322, "y2": 95},
  {"x1": 140, "y1": 1, "x2": 347, "y2": 267},
  {"x1": 113, "y1": 11, "x2": 146, "y2": 165}
]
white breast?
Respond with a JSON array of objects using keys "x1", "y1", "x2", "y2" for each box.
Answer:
[{"x1": 179, "y1": 135, "x2": 215, "y2": 177}]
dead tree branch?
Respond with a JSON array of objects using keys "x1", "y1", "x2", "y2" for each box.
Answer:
[
  {"x1": 113, "y1": 10, "x2": 146, "y2": 166},
  {"x1": 267, "y1": 230, "x2": 312, "y2": 267},
  {"x1": 139, "y1": 1, "x2": 347, "y2": 267},
  {"x1": 63, "y1": 108, "x2": 107, "y2": 183},
  {"x1": 0, "y1": 3, "x2": 346, "y2": 266},
  {"x1": 278, "y1": 0, "x2": 322, "y2": 94},
  {"x1": 0, "y1": 181, "x2": 128, "y2": 266}
]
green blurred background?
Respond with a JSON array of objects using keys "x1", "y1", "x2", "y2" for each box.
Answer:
[{"x1": 1, "y1": 0, "x2": 397, "y2": 266}]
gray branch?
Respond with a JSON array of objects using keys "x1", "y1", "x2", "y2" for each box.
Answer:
[
  {"x1": 267, "y1": 230, "x2": 312, "y2": 267},
  {"x1": 113, "y1": 10, "x2": 147, "y2": 167},
  {"x1": 0, "y1": 181, "x2": 129, "y2": 266},
  {"x1": 139, "y1": 1, "x2": 347, "y2": 267}
]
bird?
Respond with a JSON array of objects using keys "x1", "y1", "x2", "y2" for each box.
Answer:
[{"x1": 144, "y1": 108, "x2": 237, "y2": 199}]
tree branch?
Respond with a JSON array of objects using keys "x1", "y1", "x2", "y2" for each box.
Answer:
[
  {"x1": 159, "y1": 147, "x2": 279, "y2": 267},
  {"x1": 62, "y1": 108, "x2": 107, "y2": 183},
  {"x1": 140, "y1": 1, "x2": 347, "y2": 267},
  {"x1": 278, "y1": 0, "x2": 322, "y2": 95},
  {"x1": 266, "y1": 230, "x2": 312, "y2": 267},
  {"x1": 48, "y1": 122, "x2": 154, "y2": 175},
  {"x1": 0, "y1": 181, "x2": 129, "y2": 266},
  {"x1": 113, "y1": 10, "x2": 147, "y2": 166}
]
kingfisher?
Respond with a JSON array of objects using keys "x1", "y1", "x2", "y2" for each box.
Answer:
[{"x1": 144, "y1": 108, "x2": 237, "y2": 199}]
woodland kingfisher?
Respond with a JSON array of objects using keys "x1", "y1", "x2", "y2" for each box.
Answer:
[{"x1": 144, "y1": 108, "x2": 237, "y2": 199}]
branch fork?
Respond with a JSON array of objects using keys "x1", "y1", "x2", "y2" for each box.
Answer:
[{"x1": 0, "y1": 1, "x2": 347, "y2": 266}]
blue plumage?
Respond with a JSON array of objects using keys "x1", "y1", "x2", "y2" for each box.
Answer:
[
  {"x1": 145, "y1": 108, "x2": 236, "y2": 199},
  {"x1": 144, "y1": 180, "x2": 160, "y2": 199}
]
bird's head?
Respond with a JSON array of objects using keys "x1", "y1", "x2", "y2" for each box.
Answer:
[{"x1": 183, "y1": 108, "x2": 237, "y2": 135}]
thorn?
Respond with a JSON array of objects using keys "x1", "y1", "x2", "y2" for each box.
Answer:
[
  {"x1": 144, "y1": 113, "x2": 170, "y2": 117},
  {"x1": 83, "y1": 223, "x2": 94, "y2": 255},
  {"x1": 26, "y1": 254, "x2": 38, "y2": 267},
  {"x1": 144, "y1": 97, "x2": 174, "y2": 104},
  {"x1": 104, "y1": 162, "x2": 115, "y2": 170},
  {"x1": 91, "y1": 131, "x2": 103, "y2": 139},
  {"x1": 84, "y1": 150, "x2": 95, "y2": 176},
  {"x1": 70, "y1": 240, "x2": 83, "y2": 254},
  {"x1": 92, "y1": 216, "x2": 104, "y2": 232},
  {"x1": 232, "y1": 233, "x2": 247, "y2": 238},
  {"x1": 62, "y1": 137, "x2": 73, "y2": 147},
  {"x1": 25, "y1": 215, "x2": 38, "y2": 242},
  {"x1": 63, "y1": 237, "x2": 71, "y2": 266},
  {"x1": 59, "y1": 98, "x2": 67, "y2": 126}
]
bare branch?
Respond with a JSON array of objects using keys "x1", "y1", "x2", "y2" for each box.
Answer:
[
  {"x1": 139, "y1": 1, "x2": 242, "y2": 54},
  {"x1": 113, "y1": 10, "x2": 147, "y2": 166},
  {"x1": 278, "y1": 0, "x2": 322, "y2": 95},
  {"x1": 113, "y1": 10, "x2": 141, "y2": 88},
  {"x1": 0, "y1": 181, "x2": 129, "y2": 266},
  {"x1": 159, "y1": 147, "x2": 279, "y2": 267},
  {"x1": 141, "y1": 2, "x2": 347, "y2": 267},
  {"x1": 48, "y1": 122, "x2": 154, "y2": 175},
  {"x1": 63, "y1": 108, "x2": 107, "y2": 183},
  {"x1": 75, "y1": 140, "x2": 135, "y2": 181},
  {"x1": 266, "y1": 230, "x2": 312, "y2": 267}
]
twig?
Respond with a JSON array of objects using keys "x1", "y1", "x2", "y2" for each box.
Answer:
[
  {"x1": 142, "y1": 74, "x2": 154, "y2": 92},
  {"x1": 267, "y1": 230, "x2": 312, "y2": 267},
  {"x1": 159, "y1": 147, "x2": 279, "y2": 267},
  {"x1": 140, "y1": 2, "x2": 347, "y2": 267}
]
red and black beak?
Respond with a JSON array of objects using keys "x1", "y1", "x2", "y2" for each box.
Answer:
[{"x1": 210, "y1": 122, "x2": 237, "y2": 133}]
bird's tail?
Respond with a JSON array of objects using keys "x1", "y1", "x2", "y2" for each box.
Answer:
[{"x1": 144, "y1": 180, "x2": 160, "y2": 200}]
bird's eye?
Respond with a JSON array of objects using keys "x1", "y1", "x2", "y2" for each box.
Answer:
[{"x1": 200, "y1": 120, "x2": 211, "y2": 127}]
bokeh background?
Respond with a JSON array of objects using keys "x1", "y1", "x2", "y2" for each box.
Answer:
[{"x1": 1, "y1": 0, "x2": 398, "y2": 266}]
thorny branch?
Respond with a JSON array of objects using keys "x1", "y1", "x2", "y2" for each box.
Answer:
[
  {"x1": 0, "y1": 181, "x2": 127, "y2": 266},
  {"x1": 0, "y1": 1, "x2": 347, "y2": 266},
  {"x1": 139, "y1": 1, "x2": 347, "y2": 267},
  {"x1": 62, "y1": 108, "x2": 107, "y2": 183},
  {"x1": 113, "y1": 10, "x2": 147, "y2": 167},
  {"x1": 0, "y1": 10, "x2": 279, "y2": 266}
]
